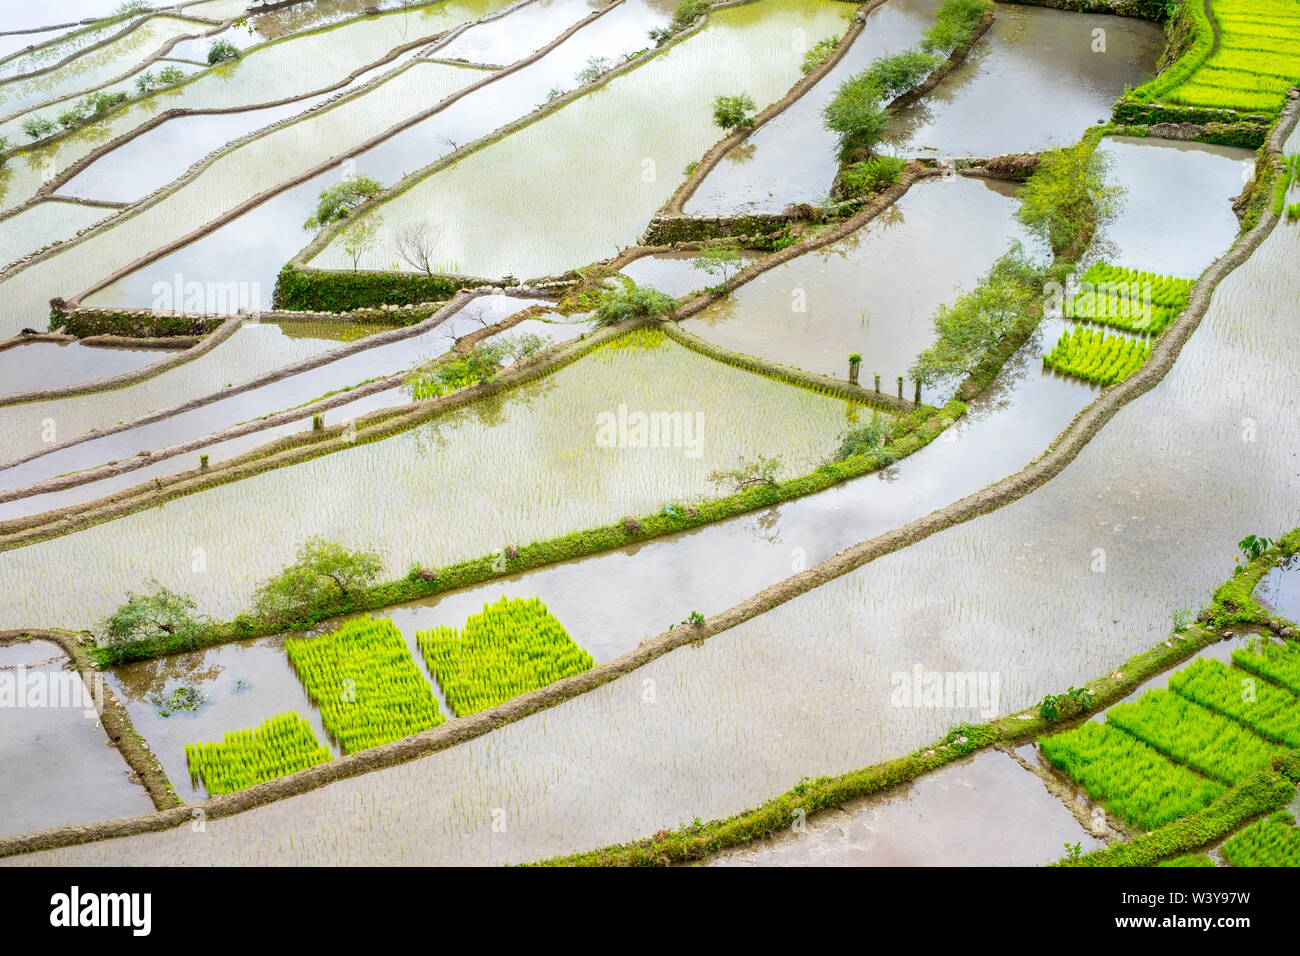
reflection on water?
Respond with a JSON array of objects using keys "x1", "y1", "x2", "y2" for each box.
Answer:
[
  {"x1": 1257, "y1": 556, "x2": 1300, "y2": 624},
  {"x1": 887, "y1": 4, "x2": 1163, "y2": 157},
  {"x1": 0, "y1": 339, "x2": 167, "y2": 396}
]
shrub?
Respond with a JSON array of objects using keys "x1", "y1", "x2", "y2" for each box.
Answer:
[
  {"x1": 100, "y1": 583, "x2": 209, "y2": 648},
  {"x1": 575, "y1": 55, "x2": 611, "y2": 84},
  {"x1": 250, "y1": 537, "x2": 384, "y2": 625},
  {"x1": 921, "y1": 0, "x2": 993, "y2": 55},
  {"x1": 800, "y1": 36, "x2": 839, "y2": 75},
  {"x1": 670, "y1": 0, "x2": 709, "y2": 32},
  {"x1": 207, "y1": 38, "x2": 239, "y2": 64},
  {"x1": 713, "y1": 93, "x2": 756, "y2": 131},
  {"x1": 823, "y1": 71, "x2": 887, "y2": 161},
  {"x1": 21, "y1": 116, "x2": 57, "y2": 140},
  {"x1": 403, "y1": 341, "x2": 510, "y2": 398},
  {"x1": 303, "y1": 174, "x2": 383, "y2": 230},
  {"x1": 692, "y1": 239, "x2": 745, "y2": 284},
  {"x1": 592, "y1": 277, "x2": 676, "y2": 327},
  {"x1": 835, "y1": 419, "x2": 893, "y2": 460},
  {"x1": 158, "y1": 65, "x2": 186, "y2": 85},
  {"x1": 1016, "y1": 139, "x2": 1121, "y2": 255},
  {"x1": 839, "y1": 154, "x2": 906, "y2": 198},
  {"x1": 858, "y1": 49, "x2": 942, "y2": 100}
]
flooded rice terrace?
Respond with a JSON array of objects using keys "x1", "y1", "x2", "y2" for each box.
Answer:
[{"x1": 0, "y1": 0, "x2": 1297, "y2": 869}]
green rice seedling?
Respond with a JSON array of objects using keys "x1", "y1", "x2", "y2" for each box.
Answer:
[
  {"x1": 1222, "y1": 811, "x2": 1300, "y2": 867},
  {"x1": 1038, "y1": 721, "x2": 1224, "y2": 830},
  {"x1": 416, "y1": 596, "x2": 594, "y2": 717},
  {"x1": 1157, "y1": 852, "x2": 1216, "y2": 867},
  {"x1": 1042, "y1": 326, "x2": 1151, "y2": 385},
  {"x1": 185, "y1": 712, "x2": 331, "y2": 795},
  {"x1": 1232, "y1": 639, "x2": 1300, "y2": 696},
  {"x1": 1065, "y1": 263, "x2": 1193, "y2": 335},
  {"x1": 286, "y1": 616, "x2": 443, "y2": 753},
  {"x1": 1104, "y1": 689, "x2": 1285, "y2": 785},
  {"x1": 1169, "y1": 658, "x2": 1300, "y2": 747}
]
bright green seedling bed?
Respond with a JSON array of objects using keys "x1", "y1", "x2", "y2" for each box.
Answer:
[
  {"x1": 185, "y1": 712, "x2": 332, "y2": 795},
  {"x1": 1038, "y1": 721, "x2": 1224, "y2": 831},
  {"x1": 1043, "y1": 326, "x2": 1151, "y2": 385},
  {"x1": 416, "y1": 596, "x2": 594, "y2": 717},
  {"x1": 1222, "y1": 811, "x2": 1300, "y2": 867},
  {"x1": 286, "y1": 615, "x2": 444, "y2": 753},
  {"x1": 1157, "y1": 852, "x2": 1216, "y2": 867},
  {"x1": 1232, "y1": 639, "x2": 1300, "y2": 696},
  {"x1": 1065, "y1": 263, "x2": 1193, "y2": 335},
  {"x1": 1104, "y1": 688, "x2": 1286, "y2": 786},
  {"x1": 1169, "y1": 657, "x2": 1300, "y2": 747}
]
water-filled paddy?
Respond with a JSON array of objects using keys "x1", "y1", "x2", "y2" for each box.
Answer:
[
  {"x1": 685, "y1": 0, "x2": 940, "y2": 215},
  {"x1": 886, "y1": 3, "x2": 1163, "y2": 157},
  {"x1": 310, "y1": 0, "x2": 854, "y2": 279},
  {"x1": 0, "y1": 639, "x2": 154, "y2": 838},
  {"x1": 0, "y1": 328, "x2": 866, "y2": 627},
  {"x1": 0, "y1": 198, "x2": 111, "y2": 268},
  {"x1": 0, "y1": 339, "x2": 173, "y2": 396},
  {"x1": 680, "y1": 174, "x2": 1036, "y2": 390}
]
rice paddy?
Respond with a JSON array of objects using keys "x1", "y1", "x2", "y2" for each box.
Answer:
[
  {"x1": 417, "y1": 596, "x2": 594, "y2": 716},
  {"x1": 1041, "y1": 326, "x2": 1151, "y2": 386},
  {"x1": 1169, "y1": 657, "x2": 1300, "y2": 747},
  {"x1": 286, "y1": 615, "x2": 445, "y2": 753},
  {"x1": 185, "y1": 712, "x2": 333, "y2": 795},
  {"x1": 1232, "y1": 639, "x2": 1300, "y2": 697},
  {"x1": 1222, "y1": 811, "x2": 1300, "y2": 867}
]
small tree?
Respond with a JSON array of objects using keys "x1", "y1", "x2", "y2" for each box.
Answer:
[
  {"x1": 709, "y1": 455, "x2": 781, "y2": 492},
  {"x1": 1016, "y1": 140, "x2": 1121, "y2": 255},
  {"x1": 21, "y1": 116, "x2": 57, "y2": 141},
  {"x1": 823, "y1": 72, "x2": 887, "y2": 161},
  {"x1": 834, "y1": 419, "x2": 892, "y2": 460},
  {"x1": 341, "y1": 217, "x2": 381, "y2": 272},
  {"x1": 208, "y1": 39, "x2": 239, "y2": 64},
  {"x1": 158, "y1": 65, "x2": 186, "y2": 85},
  {"x1": 100, "y1": 583, "x2": 208, "y2": 648},
  {"x1": 713, "y1": 93, "x2": 756, "y2": 132},
  {"x1": 394, "y1": 219, "x2": 440, "y2": 275},
  {"x1": 575, "y1": 55, "x2": 611, "y2": 84},
  {"x1": 692, "y1": 239, "x2": 744, "y2": 285},
  {"x1": 593, "y1": 278, "x2": 677, "y2": 327},
  {"x1": 251, "y1": 538, "x2": 384, "y2": 624},
  {"x1": 303, "y1": 174, "x2": 383, "y2": 230}
]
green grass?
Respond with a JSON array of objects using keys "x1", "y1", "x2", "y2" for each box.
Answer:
[
  {"x1": 1038, "y1": 721, "x2": 1225, "y2": 831},
  {"x1": 416, "y1": 596, "x2": 594, "y2": 717},
  {"x1": 1222, "y1": 811, "x2": 1300, "y2": 866},
  {"x1": 1169, "y1": 657, "x2": 1300, "y2": 747},
  {"x1": 1157, "y1": 852, "x2": 1216, "y2": 867},
  {"x1": 1065, "y1": 263, "x2": 1193, "y2": 335},
  {"x1": 285, "y1": 615, "x2": 444, "y2": 753},
  {"x1": 1233, "y1": 639, "x2": 1300, "y2": 697},
  {"x1": 1104, "y1": 688, "x2": 1286, "y2": 786},
  {"x1": 1043, "y1": 326, "x2": 1151, "y2": 386},
  {"x1": 185, "y1": 712, "x2": 332, "y2": 795}
]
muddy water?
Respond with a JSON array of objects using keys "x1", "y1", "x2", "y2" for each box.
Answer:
[
  {"x1": 0, "y1": 339, "x2": 172, "y2": 395},
  {"x1": 0, "y1": 198, "x2": 110, "y2": 268},
  {"x1": 436, "y1": 0, "x2": 606, "y2": 63},
  {"x1": 0, "y1": 640, "x2": 154, "y2": 838},
  {"x1": 310, "y1": 0, "x2": 854, "y2": 279},
  {"x1": 0, "y1": 333, "x2": 864, "y2": 627},
  {"x1": 709, "y1": 750, "x2": 1102, "y2": 866},
  {"x1": 0, "y1": 322, "x2": 346, "y2": 465},
  {"x1": 108, "y1": 635, "x2": 340, "y2": 801},
  {"x1": 680, "y1": 175, "x2": 1037, "y2": 391},
  {"x1": 1257, "y1": 556, "x2": 1300, "y2": 624},
  {"x1": 0, "y1": 295, "x2": 533, "y2": 492},
  {"x1": 0, "y1": 295, "x2": 537, "y2": 508},
  {"x1": 62, "y1": 0, "x2": 670, "y2": 324},
  {"x1": 887, "y1": 4, "x2": 1163, "y2": 157},
  {"x1": 685, "y1": 0, "x2": 941, "y2": 215},
  {"x1": 1095, "y1": 136, "x2": 1255, "y2": 278}
]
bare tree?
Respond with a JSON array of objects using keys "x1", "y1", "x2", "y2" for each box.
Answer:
[{"x1": 394, "y1": 219, "x2": 440, "y2": 276}]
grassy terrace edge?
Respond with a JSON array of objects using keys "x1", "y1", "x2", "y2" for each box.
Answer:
[{"x1": 532, "y1": 530, "x2": 1300, "y2": 866}]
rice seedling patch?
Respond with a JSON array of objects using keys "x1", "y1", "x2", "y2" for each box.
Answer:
[
  {"x1": 1222, "y1": 811, "x2": 1300, "y2": 867},
  {"x1": 1065, "y1": 263, "x2": 1193, "y2": 335},
  {"x1": 1232, "y1": 639, "x2": 1300, "y2": 697},
  {"x1": 286, "y1": 615, "x2": 444, "y2": 753},
  {"x1": 1169, "y1": 657, "x2": 1300, "y2": 747},
  {"x1": 417, "y1": 596, "x2": 594, "y2": 717},
  {"x1": 185, "y1": 712, "x2": 332, "y2": 795},
  {"x1": 1042, "y1": 326, "x2": 1151, "y2": 386},
  {"x1": 1038, "y1": 721, "x2": 1225, "y2": 831}
]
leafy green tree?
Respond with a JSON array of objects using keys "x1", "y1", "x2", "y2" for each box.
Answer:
[
  {"x1": 713, "y1": 93, "x2": 757, "y2": 132},
  {"x1": 303, "y1": 174, "x2": 383, "y2": 230},
  {"x1": 251, "y1": 538, "x2": 384, "y2": 624},
  {"x1": 341, "y1": 216, "x2": 381, "y2": 271},
  {"x1": 835, "y1": 419, "x2": 893, "y2": 460},
  {"x1": 910, "y1": 243, "x2": 1045, "y2": 384},
  {"x1": 208, "y1": 38, "x2": 239, "y2": 64},
  {"x1": 21, "y1": 116, "x2": 57, "y2": 140},
  {"x1": 692, "y1": 239, "x2": 745, "y2": 284},
  {"x1": 859, "y1": 49, "x2": 942, "y2": 100},
  {"x1": 709, "y1": 455, "x2": 781, "y2": 492},
  {"x1": 158, "y1": 65, "x2": 187, "y2": 85},
  {"x1": 100, "y1": 583, "x2": 208, "y2": 648},
  {"x1": 801, "y1": 36, "x2": 839, "y2": 75},
  {"x1": 823, "y1": 72, "x2": 887, "y2": 161},
  {"x1": 575, "y1": 55, "x2": 611, "y2": 84},
  {"x1": 1016, "y1": 140, "x2": 1121, "y2": 254}
]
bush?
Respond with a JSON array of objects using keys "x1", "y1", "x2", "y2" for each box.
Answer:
[
  {"x1": 670, "y1": 0, "x2": 709, "y2": 32},
  {"x1": 593, "y1": 278, "x2": 677, "y2": 326},
  {"x1": 207, "y1": 38, "x2": 239, "y2": 64},
  {"x1": 20, "y1": 116, "x2": 57, "y2": 140},
  {"x1": 713, "y1": 93, "x2": 756, "y2": 131},
  {"x1": 1016, "y1": 139, "x2": 1120, "y2": 255},
  {"x1": 158, "y1": 65, "x2": 186, "y2": 85},
  {"x1": 911, "y1": 243, "x2": 1045, "y2": 384},
  {"x1": 835, "y1": 419, "x2": 893, "y2": 460},
  {"x1": 404, "y1": 340, "x2": 511, "y2": 398},
  {"x1": 921, "y1": 0, "x2": 993, "y2": 55},
  {"x1": 303, "y1": 174, "x2": 383, "y2": 230},
  {"x1": 250, "y1": 538, "x2": 384, "y2": 626},
  {"x1": 839, "y1": 154, "x2": 906, "y2": 198},
  {"x1": 823, "y1": 71, "x2": 888, "y2": 161},
  {"x1": 100, "y1": 583, "x2": 209, "y2": 649},
  {"x1": 800, "y1": 36, "x2": 839, "y2": 75},
  {"x1": 858, "y1": 49, "x2": 942, "y2": 101}
]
